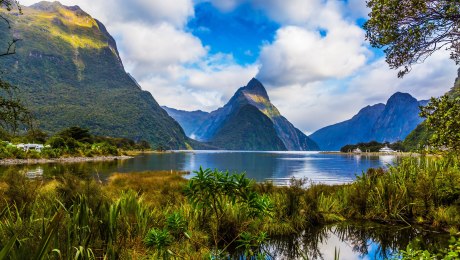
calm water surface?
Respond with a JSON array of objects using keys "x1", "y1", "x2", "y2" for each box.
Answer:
[
  {"x1": 0, "y1": 151, "x2": 397, "y2": 184},
  {"x1": 264, "y1": 222, "x2": 448, "y2": 260}
]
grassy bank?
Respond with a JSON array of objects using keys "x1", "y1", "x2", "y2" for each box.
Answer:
[{"x1": 0, "y1": 156, "x2": 459, "y2": 258}]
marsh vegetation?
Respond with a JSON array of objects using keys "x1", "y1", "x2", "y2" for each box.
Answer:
[{"x1": 0, "y1": 155, "x2": 459, "y2": 259}]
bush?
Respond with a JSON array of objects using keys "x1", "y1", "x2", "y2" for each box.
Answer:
[{"x1": 46, "y1": 136, "x2": 67, "y2": 149}]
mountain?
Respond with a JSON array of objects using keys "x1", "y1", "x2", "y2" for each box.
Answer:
[
  {"x1": 0, "y1": 1, "x2": 190, "y2": 149},
  {"x1": 162, "y1": 107, "x2": 209, "y2": 137},
  {"x1": 309, "y1": 104, "x2": 385, "y2": 151},
  {"x1": 310, "y1": 92, "x2": 427, "y2": 151},
  {"x1": 210, "y1": 105, "x2": 286, "y2": 150},
  {"x1": 168, "y1": 78, "x2": 319, "y2": 151}
]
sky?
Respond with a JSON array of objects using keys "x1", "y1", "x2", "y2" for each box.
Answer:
[{"x1": 21, "y1": 0, "x2": 459, "y2": 134}]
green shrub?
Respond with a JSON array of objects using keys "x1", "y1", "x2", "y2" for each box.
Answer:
[{"x1": 46, "y1": 136, "x2": 67, "y2": 149}]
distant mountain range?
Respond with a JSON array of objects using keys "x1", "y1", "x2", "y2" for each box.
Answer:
[
  {"x1": 165, "y1": 78, "x2": 319, "y2": 151},
  {"x1": 161, "y1": 107, "x2": 209, "y2": 138},
  {"x1": 310, "y1": 92, "x2": 428, "y2": 151},
  {"x1": 0, "y1": 1, "x2": 190, "y2": 149}
]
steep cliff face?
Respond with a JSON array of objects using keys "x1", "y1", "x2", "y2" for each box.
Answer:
[
  {"x1": 167, "y1": 78, "x2": 319, "y2": 151},
  {"x1": 372, "y1": 92, "x2": 426, "y2": 142},
  {"x1": 0, "y1": 1, "x2": 189, "y2": 149},
  {"x1": 310, "y1": 92, "x2": 427, "y2": 151}
]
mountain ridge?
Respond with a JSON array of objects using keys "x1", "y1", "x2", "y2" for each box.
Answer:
[{"x1": 310, "y1": 92, "x2": 427, "y2": 151}]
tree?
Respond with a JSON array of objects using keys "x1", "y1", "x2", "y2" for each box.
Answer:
[
  {"x1": 364, "y1": 0, "x2": 460, "y2": 77},
  {"x1": 0, "y1": 79, "x2": 29, "y2": 134},
  {"x1": 420, "y1": 95, "x2": 460, "y2": 153},
  {"x1": 0, "y1": 0, "x2": 28, "y2": 135},
  {"x1": 0, "y1": 0, "x2": 21, "y2": 57},
  {"x1": 58, "y1": 126, "x2": 93, "y2": 143}
]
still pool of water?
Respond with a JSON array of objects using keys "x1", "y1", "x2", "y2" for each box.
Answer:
[
  {"x1": 0, "y1": 151, "x2": 397, "y2": 184},
  {"x1": 264, "y1": 222, "x2": 448, "y2": 260}
]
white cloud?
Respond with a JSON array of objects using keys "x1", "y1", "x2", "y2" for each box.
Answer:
[
  {"x1": 347, "y1": 50, "x2": 458, "y2": 103},
  {"x1": 207, "y1": 0, "x2": 246, "y2": 12},
  {"x1": 137, "y1": 53, "x2": 259, "y2": 111},
  {"x1": 114, "y1": 22, "x2": 207, "y2": 76},
  {"x1": 257, "y1": 23, "x2": 368, "y2": 85},
  {"x1": 249, "y1": 0, "x2": 369, "y2": 87},
  {"x1": 253, "y1": 0, "x2": 323, "y2": 26}
]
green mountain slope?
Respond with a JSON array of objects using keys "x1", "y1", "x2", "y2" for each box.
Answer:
[
  {"x1": 210, "y1": 105, "x2": 286, "y2": 151},
  {"x1": 0, "y1": 2, "x2": 189, "y2": 149}
]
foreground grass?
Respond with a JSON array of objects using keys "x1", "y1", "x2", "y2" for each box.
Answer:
[{"x1": 0, "y1": 156, "x2": 459, "y2": 259}]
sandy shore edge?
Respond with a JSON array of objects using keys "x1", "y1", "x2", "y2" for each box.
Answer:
[{"x1": 0, "y1": 156, "x2": 134, "y2": 166}]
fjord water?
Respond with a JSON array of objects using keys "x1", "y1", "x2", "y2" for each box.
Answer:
[{"x1": 2, "y1": 151, "x2": 395, "y2": 184}]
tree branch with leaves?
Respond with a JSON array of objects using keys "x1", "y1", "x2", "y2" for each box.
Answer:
[
  {"x1": 420, "y1": 95, "x2": 460, "y2": 153},
  {"x1": 0, "y1": 0, "x2": 29, "y2": 134},
  {"x1": 364, "y1": 0, "x2": 460, "y2": 77},
  {"x1": 0, "y1": 0, "x2": 21, "y2": 57},
  {"x1": 0, "y1": 79, "x2": 30, "y2": 134}
]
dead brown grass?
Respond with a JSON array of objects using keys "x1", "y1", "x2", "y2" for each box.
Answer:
[{"x1": 104, "y1": 171, "x2": 189, "y2": 206}]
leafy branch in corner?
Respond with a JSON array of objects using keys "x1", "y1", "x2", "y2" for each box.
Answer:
[
  {"x1": 364, "y1": 0, "x2": 460, "y2": 77},
  {"x1": 0, "y1": 0, "x2": 22, "y2": 57}
]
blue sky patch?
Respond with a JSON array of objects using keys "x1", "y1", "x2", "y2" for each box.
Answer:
[{"x1": 188, "y1": 2, "x2": 279, "y2": 65}]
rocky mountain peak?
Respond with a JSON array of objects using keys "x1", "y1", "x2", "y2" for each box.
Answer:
[{"x1": 242, "y1": 78, "x2": 269, "y2": 100}]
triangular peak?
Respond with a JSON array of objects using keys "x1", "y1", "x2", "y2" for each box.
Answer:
[{"x1": 243, "y1": 78, "x2": 269, "y2": 99}]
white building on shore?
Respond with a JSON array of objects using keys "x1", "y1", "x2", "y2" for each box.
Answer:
[
  {"x1": 379, "y1": 145, "x2": 395, "y2": 154},
  {"x1": 16, "y1": 143, "x2": 45, "y2": 152}
]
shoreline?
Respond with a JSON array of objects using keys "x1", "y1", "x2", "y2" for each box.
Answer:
[
  {"x1": 320, "y1": 151, "x2": 420, "y2": 156},
  {"x1": 0, "y1": 155, "x2": 134, "y2": 166}
]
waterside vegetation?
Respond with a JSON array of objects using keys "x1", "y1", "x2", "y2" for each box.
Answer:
[
  {"x1": 0, "y1": 155, "x2": 460, "y2": 258},
  {"x1": 0, "y1": 126, "x2": 150, "y2": 160},
  {"x1": 340, "y1": 140, "x2": 406, "y2": 153}
]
